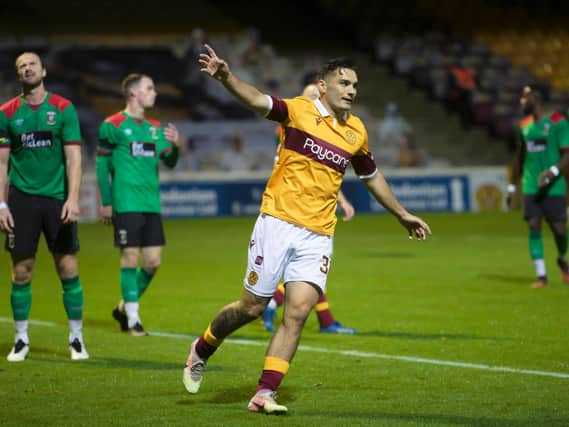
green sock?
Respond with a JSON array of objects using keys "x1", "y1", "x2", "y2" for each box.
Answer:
[
  {"x1": 61, "y1": 276, "x2": 84, "y2": 319},
  {"x1": 554, "y1": 232, "x2": 568, "y2": 257},
  {"x1": 11, "y1": 282, "x2": 32, "y2": 321},
  {"x1": 136, "y1": 268, "x2": 154, "y2": 298},
  {"x1": 121, "y1": 268, "x2": 138, "y2": 302},
  {"x1": 529, "y1": 230, "x2": 544, "y2": 260}
]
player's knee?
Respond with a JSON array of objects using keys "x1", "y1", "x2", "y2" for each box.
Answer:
[
  {"x1": 13, "y1": 270, "x2": 33, "y2": 284},
  {"x1": 120, "y1": 249, "x2": 139, "y2": 268},
  {"x1": 527, "y1": 217, "x2": 542, "y2": 231},
  {"x1": 142, "y1": 256, "x2": 161, "y2": 272},
  {"x1": 12, "y1": 260, "x2": 34, "y2": 283},
  {"x1": 58, "y1": 268, "x2": 78, "y2": 281},
  {"x1": 56, "y1": 257, "x2": 78, "y2": 280},
  {"x1": 549, "y1": 221, "x2": 567, "y2": 235},
  {"x1": 248, "y1": 304, "x2": 266, "y2": 319},
  {"x1": 241, "y1": 300, "x2": 267, "y2": 319},
  {"x1": 283, "y1": 302, "x2": 313, "y2": 324}
]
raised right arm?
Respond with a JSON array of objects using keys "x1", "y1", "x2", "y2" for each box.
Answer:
[{"x1": 199, "y1": 44, "x2": 271, "y2": 116}]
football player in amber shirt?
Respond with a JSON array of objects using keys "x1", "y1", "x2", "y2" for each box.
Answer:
[
  {"x1": 262, "y1": 83, "x2": 358, "y2": 335},
  {"x1": 182, "y1": 44, "x2": 431, "y2": 414}
]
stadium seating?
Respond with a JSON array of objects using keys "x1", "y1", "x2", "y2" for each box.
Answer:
[{"x1": 373, "y1": 28, "x2": 569, "y2": 149}]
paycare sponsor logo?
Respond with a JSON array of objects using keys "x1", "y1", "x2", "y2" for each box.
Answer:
[{"x1": 303, "y1": 138, "x2": 349, "y2": 170}]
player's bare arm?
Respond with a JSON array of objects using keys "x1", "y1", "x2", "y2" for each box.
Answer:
[
  {"x1": 337, "y1": 190, "x2": 355, "y2": 222},
  {"x1": 99, "y1": 205, "x2": 113, "y2": 225},
  {"x1": 363, "y1": 172, "x2": 431, "y2": 240},
  {"x1": 199, "y1": 44, "x2": 270, "y2": 116},
  {"x1": 507, "y1": 141, "x2": 525, "y2": 208},
  {"x1": 538, "y1": 149, "x2": 569, "y2": 187},
  {"x1": 62, "y1": 144, "x2": 81, "y2": 223},
  {"x1": 0, "y1": 148, "x2": 14, "y2": 232},
  {"x1": 164, "y1": 123, "x2": 180, "y2": 147}
]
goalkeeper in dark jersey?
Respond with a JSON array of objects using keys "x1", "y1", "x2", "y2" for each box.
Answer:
[
  {"x1": 507, "y1": 86, "x2": 569, "y2": 288},
  {"x1": 96, "y1": 74, "x2": 180, "y2": 335},
  {"x1": 0, "y1": 52, "x2": 88, "y2": 361}
]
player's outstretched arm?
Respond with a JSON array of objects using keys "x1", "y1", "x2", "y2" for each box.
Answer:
[
  {"x1": 362, "y1": 172, "x2": 431, "y2": 240},
  {"x1": 198, "y1": 44, "x2": 270, "y2": 116}
]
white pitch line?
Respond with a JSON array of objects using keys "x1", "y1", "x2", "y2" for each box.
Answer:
[
  {"x1": 0, "y1": 317, "x2": 57, "y2": 327},
  {"x1": 2, "y1": 317, "x2": 569, "y2": 379}
]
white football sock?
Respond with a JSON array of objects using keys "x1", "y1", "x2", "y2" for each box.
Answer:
[{"x1": 125, "y1": 302, "x2": 141, "y2": 328}]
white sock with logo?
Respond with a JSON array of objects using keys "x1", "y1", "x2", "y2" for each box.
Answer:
[
  {"x1": 533, "y1": 259, "x2": 546, "y2": 277},
  {"x1": 69, "y1": 319, "x2": 83, "y2": 342},
  {"x1": 125, "y1": 302, "x2": 141, "y2": 328},
  {"x1": 15, "y1": 320, "x2": 29, "y2": 344}
]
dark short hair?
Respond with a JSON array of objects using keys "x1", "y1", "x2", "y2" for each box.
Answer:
[
  {"x1": 523, "y1": 85, "x2": 544, "y2": 103},
  {"x1": 317, "y1": 57, "x2": 356, "y2": 80},
  {"x1": 14, "y1": 52, "x2": 44, "y2": 73},
  {"x1": 121, "y1": 73, "x2": 150, "y2": 98}
]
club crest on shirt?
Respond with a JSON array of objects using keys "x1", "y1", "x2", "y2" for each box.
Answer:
[
  {"x1": 345, "y1": 130, "x2": 357, "y2": 145},
  {"x1": 149, "y1": 127, "x2": 158, "y2": 139},
  {"x1": 15, "y1": 119, "x2": 24, "y2": 126},
  {"x1": 543, "y1": 124, "x2": 550, "y2": 135},
  {"x1": 46, "y1": 111, "x2": 56, "y2": 125},
  {"x1": 247, "y1": 271, "x2": 259, "y2": 286},
  {"x1": 124, "y1": 128, "x2": 133, "y2": 136},
  {"x1": 255, "y1": 256, "x2": 264, "y2": 266}
]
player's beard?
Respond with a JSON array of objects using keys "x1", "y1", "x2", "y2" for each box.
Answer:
[{"x1": 21, "y1": 74, "x2": 43, "y2": 90}]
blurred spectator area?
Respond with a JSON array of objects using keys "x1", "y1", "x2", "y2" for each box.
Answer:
[
  {"x1": 5, "y1": 0, "x2": 567, "y2": 169},
  {"x1": 400, "y1": 0, "x2": 569, "y2": 148},
  {"x1": 0, "y1": 29, "x2": 304, "y2": 170},
  {"x1": 374, "y1": 26, "x2": 569, "y2": 149}
]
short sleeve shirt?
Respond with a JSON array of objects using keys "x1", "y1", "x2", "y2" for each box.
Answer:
[
  {"x1": 0, "y1": 92, "x2": 81, "y2": 199},
  {"x1": 262, "y1": 96, "x2": 377, "y2": 235}
]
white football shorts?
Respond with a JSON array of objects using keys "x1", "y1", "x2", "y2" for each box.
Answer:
[{"x1": 243, "y1": 214, "x2": 333, "y2": 297}]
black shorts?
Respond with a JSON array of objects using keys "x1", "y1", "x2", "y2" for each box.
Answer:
[
  {"x1": 113, "y1": 212, "x2": 165, "y2": 248},
  {"x1": 523, "y1": 195, "x2": 567, "y2": 222},
  {"x1": 4, "y1": 187, "x2": 79, "y2": 256}
]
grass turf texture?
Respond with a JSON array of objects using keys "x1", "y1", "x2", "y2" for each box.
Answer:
[{"x1": 1, "y1": 212, "x2": 568, "y2": 426}]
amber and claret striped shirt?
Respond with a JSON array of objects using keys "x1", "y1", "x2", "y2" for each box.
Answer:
[{"x1": 261, "y1": 95, "x2": 377, "y2": 236}]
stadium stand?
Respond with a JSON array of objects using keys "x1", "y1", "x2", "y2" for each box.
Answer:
[
  {"x1": 407, "y1": 0, "x2": 569, "y2": 147},
  {"x1": 2, "y1": 0, "x2": 566, "y2": 168}
]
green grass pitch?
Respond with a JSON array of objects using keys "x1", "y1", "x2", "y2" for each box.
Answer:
[{"x1": 1, "y1": 212, "x2": 568, "y2": 426}]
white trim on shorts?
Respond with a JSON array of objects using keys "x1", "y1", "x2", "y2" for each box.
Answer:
[{"x1": 243, "y1": 214, "x2": 333, "y2": 297}]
